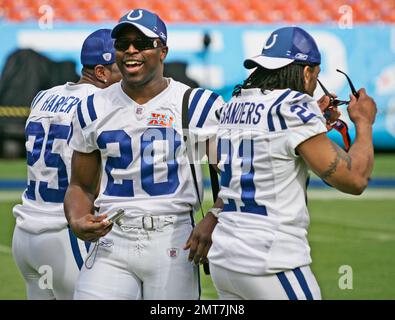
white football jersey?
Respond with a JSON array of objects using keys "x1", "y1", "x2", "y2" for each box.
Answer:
[
  {"x1": 69, "y1": 79, "x2": 223, "y2": 217},
  {"x1": 13, "y1": 83, "x2": 100, "y2": 233},
  {"x1": 208, "y1": 88, "x2": 327, "y2": 275}
]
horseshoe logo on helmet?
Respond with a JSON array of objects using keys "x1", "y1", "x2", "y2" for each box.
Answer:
[
  {"x1": 127, "y1": 10, "x2": 143, "y2": 21},
  {"x1": 263, "y1": 34, "x2": 278, "y2": 49}
]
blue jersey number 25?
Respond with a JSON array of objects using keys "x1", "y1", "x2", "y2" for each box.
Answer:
[{"x1": 25, "y1": 121, "x2": 71, "y2": 203}]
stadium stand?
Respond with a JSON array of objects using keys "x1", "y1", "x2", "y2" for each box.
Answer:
[{"x1": 0, "y1": 0, "x2": 394, "y2": 23}]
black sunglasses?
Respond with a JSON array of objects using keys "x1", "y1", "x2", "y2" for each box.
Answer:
[
  {"x1": 114, "y1": 38, "x2": 163, "y2": 52},
  {"x1": 317, "y1": 69, "x2": 359, "y2": 107}
]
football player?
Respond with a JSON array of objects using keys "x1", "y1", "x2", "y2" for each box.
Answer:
[
  {"x1": 12, "y1": 29, "x2": 121, "y2": 299},
  {"x1": 64, "y1": 9, "x2": 224, "y2": 299},
  {"x1": 207, "y1": 26, "x2": 377, "y2": 300}
]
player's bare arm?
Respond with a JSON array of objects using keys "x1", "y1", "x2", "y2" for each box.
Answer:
[
  {"x1": 184, "y1": 197, "x2": 223, "y2": 265},
  {"x1": 64, "y1": 150, "x2": 111, "y2": 242},
  {"x1": 321, "y1": 141, "x2": 352, "y2": 180},
  {"x1": 297, "y1": 88, "x2": 376, "y2": 195}
]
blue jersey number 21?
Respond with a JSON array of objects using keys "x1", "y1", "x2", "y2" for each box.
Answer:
[{"x1": 218, "y1": 138, "x2": 267, "y2": 215}]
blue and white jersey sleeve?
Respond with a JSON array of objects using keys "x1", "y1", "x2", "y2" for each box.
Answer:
[
  {"x1": 284, "y1": 93, "x2": 327, "y2": 156},
  {"x1": 187, "y1": 88, "x2": 224, "y2": 142},
  {"x1": 69, "y1": 94, "x2": 99, "y2": 153}
]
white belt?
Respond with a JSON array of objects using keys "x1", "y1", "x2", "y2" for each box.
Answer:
[{"x1": 118, "y1": 213, "x2": 191, "y2": 231}]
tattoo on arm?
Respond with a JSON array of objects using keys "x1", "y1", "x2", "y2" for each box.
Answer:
[{"x1": 322, "y1": 142, "x2": 352, "y2": 180}]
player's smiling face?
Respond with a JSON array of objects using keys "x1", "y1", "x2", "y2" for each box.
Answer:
[{"x1": 114, "y1": 25, "x2": 168, "y2": 88}]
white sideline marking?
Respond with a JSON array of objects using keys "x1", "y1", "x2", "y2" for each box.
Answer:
[
  {"x1": 204, "y1": 189, "x2": 395, "y2": 201},
  {"x1": 0, "y1": 244, "x2": 12, "y2": 254},
  {"x1": 310, "y1": 229, "x2": 395, "y2": 244},
  {"x1": 3, "y1": 188, "x2": 390, "y2": 203},
  {"x1": 0, "y1": 191, "x2": 22, "y2": 202},
  {"x1": 307, "y1": 189, "x2": 395, "y2": 200}
]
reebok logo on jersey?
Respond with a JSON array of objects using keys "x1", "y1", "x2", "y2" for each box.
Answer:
[
  {"x1": 148, "y1": 113, "x2": 175, "y2": 127},
  {"x1": 98, "y1": 238, "x2": 114, "y2": 248},
  {"x1": 136, "y1": 106, "x2": 144, "y2": 115},
  {"x1": 167, "y1": 248, "x2": 179, "y2": 258}
]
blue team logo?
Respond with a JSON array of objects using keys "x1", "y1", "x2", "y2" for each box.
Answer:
[
  {"x1": 127, "y1": 10, "x2": 143, "y2": 21},
  {"x1": 263, "y1": 34, "x2": 277, "y2": 49}
]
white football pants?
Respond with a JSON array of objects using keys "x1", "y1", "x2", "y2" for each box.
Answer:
[
  {"x1": 12, "y1": 225, "x2": 89, "y2": 299},
  {"x1": 73, "y1": 213, "x2": 199, "y2": 300},
  {"x1": 210, "y1": 263, "x2": 321, "y2": 300}
]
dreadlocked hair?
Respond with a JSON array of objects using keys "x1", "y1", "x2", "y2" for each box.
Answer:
[{"x1": 232, "y1": 63, "x2": 315, "y2": 97}]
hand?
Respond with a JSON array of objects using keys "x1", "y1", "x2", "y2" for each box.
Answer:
[
  {"x1": 347, "y1": 88, "x2": 377, "y2": 126},
  {"x1": 317, "y1": 94, "x2": 336, "y2": 112},
  {"x1": 183, "y1": 212, "x2": 218, "y2": 265},
  {"x1": 69, "y1": 213, "x2": 112, "y2": 242},
  {"x1": 317, "y1": 94, "x2": 341, "y2": 130}
]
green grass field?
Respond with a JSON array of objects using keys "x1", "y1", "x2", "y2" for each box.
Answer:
[{"x1": 0, "y1": 156, "x2": 394, "y2": 300}]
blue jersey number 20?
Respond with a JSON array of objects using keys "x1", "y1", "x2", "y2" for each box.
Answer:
[{"x1": 97, "y1": 127, "x2": 181, "y2": 197}]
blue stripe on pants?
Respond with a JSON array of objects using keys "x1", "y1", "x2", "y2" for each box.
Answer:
[
  {"x1": 67, "y1": 227, "x2": 84, "y2": 270},
  {"x1": 277, "y1": 272, "x2": 298, "y2": 300},
  {"x1": 293, "y1": 267, "x2": 314, "y2": 300}
]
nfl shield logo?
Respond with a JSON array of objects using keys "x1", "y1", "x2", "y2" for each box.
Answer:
[
  {"x1": 167, "y1": 248, "x2": 179, "y2": 258},
  {"x1": 102, "y1": 52, "x2": 112, "y2": 62}
]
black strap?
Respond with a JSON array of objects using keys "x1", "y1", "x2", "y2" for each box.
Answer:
[
  {"x1": 182, "y1": 88, "x2": 219, "y2": 205},
  {"x1": 209, "y1": 164, "x2": 219, "y2": 202},
  {"x1": 182, "y1": 87, "x2": 218, "y2": 275},
  {"x1": 181, "y1": 88, "x2": 204, "y2": 216}
]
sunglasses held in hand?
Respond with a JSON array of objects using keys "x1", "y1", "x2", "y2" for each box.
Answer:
[
  {"x1": 317, "y1": 69, "x2": 358, "y2": 151},
  {"x1": 317, "y1": 69, "x2": 359, "y2": 107}
]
